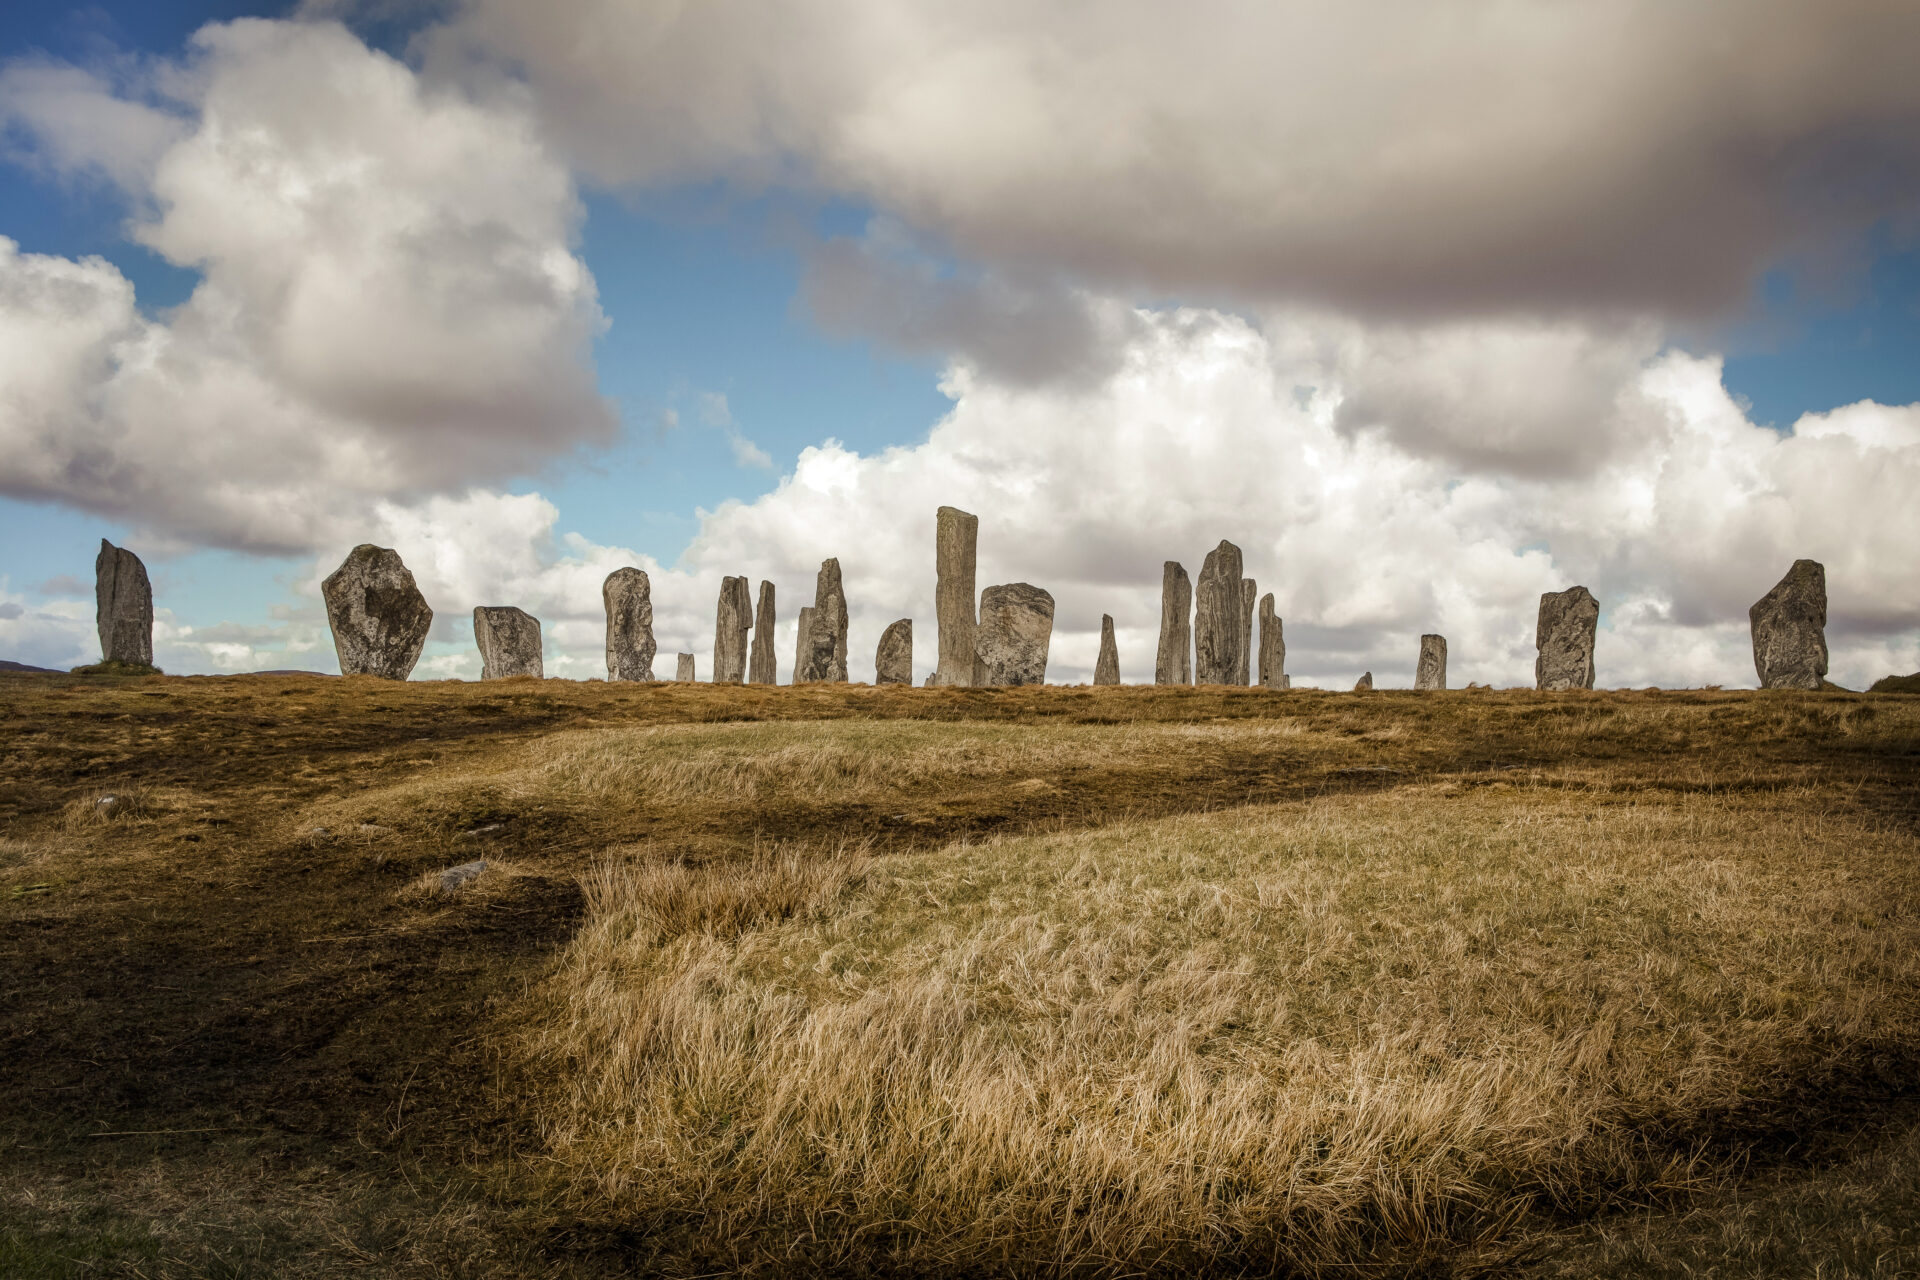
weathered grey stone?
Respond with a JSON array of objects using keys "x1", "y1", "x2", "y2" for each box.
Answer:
[
  {"x1": 1235, "y1": 578, "x2": 1258, "y2": 685},
  {"x1": 1094, "y1": 614, "x2": 1120, "y2": 685},
  {"x1": 322, "y1": 544, "x2": 433, "y2": 680},
  {"x1": 1536, "y1": 586, "x2": 1599, "y2": 691},
  {"x1": 794, "y1": 606, "x2": 815, "y2": 684},
  {"x1": 1257, "y1": 593, "x2": 1287, "y2": 689},
  {"x1": 932, "y1": 506, "x2": 979, "y2": 686},
  {"x1": 1155, "y1": 562, "x2": 1191, "y2": 685},
  {"x1": 797, "y1": 559, "x2": 849, "y2": 683},
  {"x1": 748, "y1": 581, "x2": 777, "y2": 684},
  {"x1": 474, "y1": 606, "x2": 543, "y2": 680},
  {"x1": 876, "y1": 619, "x2": 913, "y2": 684},
  {"x1": 95, "y1": 540, "x2": 153, "y2": 666},
  {"x1": 1355, "y1": 671, "x2": 1374, "y2": 692},
  {"x1": 712, "y1": 575, "x2": 752, "y2": 684},
  {"x1": 440, "y1": 860, "x2": 487, "y2": 891},
  {"x1": 676, "y1": 653, "x2": 696, "y2": 682},
  {"x1": 603, "y1": 567, "x2": 656, "y2": 681},
  {"x1": 1194, "y1": 541, "x2": 1244, "y2": 685},
  {"x1": 1750, "y1": 559, "x2": 1828, "y2": 690},
  {"x1": 1415, "y1": 634, "x2": 1447, "y2": 690},
  {"x1": 975, "y1": 584, "x2": 1054, "y2": 686}
]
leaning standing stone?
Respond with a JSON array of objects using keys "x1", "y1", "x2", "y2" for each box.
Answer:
[
  {"x1": 1355, "y1": 671, "x2": 1373, "y2": 692},
  {"x1": 1536, "y1": 586, "x2": 1599, "y2": 691},
  {"x1": 1415, "y1": 635, "x2": 1447, "y2": 690},
  {"x1": 322, "y1": 544, "x2": 433, "y2": 680},
  {"x1": 798, "y1": 558, "x2": 849, "y2": 683},
  {"x1": 976, "y1": 584, "x2": 1055, "y2": 686},
  {"x1": 748, "y1": 581, "x2": 777, "y2": 684},
  {"x1": 1257, "y1": 593, "x2": 1287, "y2": 689},
  {"x1": 794, "y1": 606, "x2": 816, "y2": 684},
  {"x1": 474, "y1": 607, "x2": 543, "y2": 680},
  {"x1": 713, "y1": 576, "x2": 752, "y2": 683},
  {"x1": 1750, "y1": 559, "x2": 1828, "y2": 690},
  {"x1": 876, "y1": 619, "x2": 913, "y2": 684},
  {"x1": 1155, "y1": 562, "x2": 1191, "y2": 685},
  {"x1": 603, "y1": 567, "x2": 656, "y2": 681},
  {"x1": 1094, "y1": 614, "x2": 1120, "y2": 685},
  {"x1": 676, "y1": 653, "x2": 696, "y2": 682},
  {"x1": 94, "y1": 539, "x2": 153, "y2": 666},
  {"x1": 933, "y1": 506, "x2": 980, "y2": 686},
  {"x1": 1194, "y1": 541, "x2": 1244, "y2": 685}
]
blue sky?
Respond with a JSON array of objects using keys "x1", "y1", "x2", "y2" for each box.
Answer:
[{"x1": 2, "y1": 1, "x2": 1917, "y2": 687}]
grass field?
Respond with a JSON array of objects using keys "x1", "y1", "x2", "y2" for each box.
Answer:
[{"x1": 2, "y1": 674, "x2": 1917, "y2": 1277}]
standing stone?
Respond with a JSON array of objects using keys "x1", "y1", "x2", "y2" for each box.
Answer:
[
  {"x1": 1155, "y1": 562, "x2": 1192, "y2": 685},
  {"x1": 1355, "y1": 671, "x2": 1374, "y2": 692},
  {"x1": 797, "y1": 559, "x2": 849, "y2": 683},
  {"x1": 933, "y1": 506, "x2": 980, "y2": 686},
  {"x1": 1258, "y1": 594, "x2": 1287, "y2": 689},
  {"x1": 712, "y1": 576, "x2": 752, "y2": 684},
  {"x1": 1194, "y1": 541, "x2": 1245, "y2": 685},
  {"x1": 322, "y1": 544, "x2": 433, "y2": 680},
  {"x1": 1235, "y1": 578, "x2": 1258, "y2": 686},
  {"x1": 794, "y1": 606, "x2": 816, "y2": 684},
  {"x1": 1094, "y1": 614, "x2": 1120, "y2": 685},
  {"x1": 675, "y1": 653, "x2": 696, "y2": 682},
  {"x1": 748, "y1": 581, "x2": 777, "y2": 684},
  {"x1": 473, "y1": 606, "x2": 543, "y2": 680},
  {"x1": 876, "y1": 619, "x2": 913, "y2": 685},
  {"x1": 1415, "y1": 634, "x2": 1448, "y2": 691},
  {"x1": 603, "y1": 568, "x2": 656, "y2": 681},
  {"x1": 1536, "y1": 586, "x2": 1600, "y2": 691},
  {"x1": 975, "y1": 584, "x2": 1055, "y2": 686},
  {"x1": 1750, "y1": 559, "x2": 1828, "y2": 690},
  {"x1": 94, "y1": 539, "x2": 153, "y2": 666}
]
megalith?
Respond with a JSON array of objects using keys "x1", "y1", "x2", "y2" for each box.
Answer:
[
  {"x1": 94, "y1": 539, "x2": 153, "y2": 666},
  {"x1": 976, "y1": 584, "x2": 1054, "y2": 686},
  {"x1": 474, "y1": 606, "x2": 543, "y2": 680},
  {"x1": 1258, "y1": 593, "x2": 1287, "y2": 689},
  {"x1": 933, "y1": 506, "x2": 980, "y2": 686},
  {"x1": 1536, "y1": 586, "x2": 1599, "y2": 691},
  {"x1": 876, "y1": 619, "x2": 913, "y2": 685},
  {"x1": 748, "y1": 581, "x2": 777, "y2": 684},
  {"x1": 1155, "y1": 562, "x2": 1191, "y2": 685},
  {"x1": 1235, "y1": 578, "x2": 1258, "y2": 685},
  {"x1": 1094, "y1": 614, "x2": 1120, "y2": 685},
  {"x1": 1750, "y1": 559, "x2": 1828, "y2": 690},
  {"x1": 1194, "y1": 541, "x2": 1244, "y2": 685},
  {"x1": 797, "y1": 558, "x2": 849, "y2": 683},
  {"x1": 676, "y1": 653, "x2": 696, "y2": 682},
  {"x1": 603, "y1": 567, "x2": 656, "y2": 681},
  {"x1": 1355, "y1": 671, "x2": 1373, "y2": 691},
  {"x1": 322, "y1": 544, "x2": 433, "y2": 680},
  {"x1": 713, "y1": 575, "x2": 752, "y2": 683},
  {"x1": 794, "y1": 606, "x2": 816, "y2": 684},
  {"x1": 1415, "y1": 634, "x2": 1448, "y2": 691}
]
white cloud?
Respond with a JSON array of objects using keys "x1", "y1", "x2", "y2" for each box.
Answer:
[{"x1": 0, "y1": 19, "x2": 610, "y2": 554}]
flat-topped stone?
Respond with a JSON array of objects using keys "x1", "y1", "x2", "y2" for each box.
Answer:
[
  {"x1": 976, "y1": 583, "x2": 1054, "y2": 686},
  {"x1": 748, "y1": 581, "x2": 777, "y2": 684},
  {"x1": 1155, "y1": 562, "x2": 1191, "y2": 685},
  {"x1": 474, "y1": 606, "x2": 542, "y2": 680},
  {"x1": 1194, "y1": 541, "x2": 1244, "y2": 685},
  {"x1": 95, "y1": 539, "x2": 154, "y2": 666},
  {"x1": 1750, "y1": 559, "x2": 1827, "y2": 690},
  {"x1": 603, "y1": 568, "x2": 656, "y2": 681},
  {"x1": 322, "y1": 544, "x2": 432, "y2": 680},
  {"x1": 1094, "y1": 614, "x2": 1119, "y2": 685},
  {"x1": 1415, "y1": 634, "x2": 1447, "y2": 691},
  {"x1": 675, "y1": 653, "x2": 695, "y2": 682},
  {"x1": 1536, "y1": 586, "x2": 1599, "y2": 691},
  {"x1": 876, "y1": 618, "x2": 912, "y2": 684},
  {"x1": 713, "y1": 575, "x2": 752, "y2": 683},
  {"x1": 933, "y1": 506, "x2": 980, "y2": 686}
]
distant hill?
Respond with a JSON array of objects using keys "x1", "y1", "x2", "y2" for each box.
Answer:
[
  {"x1": 0, "y1": 659, "x2": 61, "y2": 674},
  {"x1": 1869, "y1": 672, "x2": 1920, "y2": 693}
]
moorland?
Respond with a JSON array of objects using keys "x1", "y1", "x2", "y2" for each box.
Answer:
[{"x1": 3, "y1": 673, "x2": 1918, "y2": 1277}]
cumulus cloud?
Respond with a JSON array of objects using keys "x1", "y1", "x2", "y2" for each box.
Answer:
[
  {"x1": 426, "y1": 0, "x2": 1920, "y2": 321},
  {"x1": 0, "y1": 19, "x2": 610, "y2": 553}
]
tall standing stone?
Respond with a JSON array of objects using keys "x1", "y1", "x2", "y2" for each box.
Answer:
[
  {"x1": 94, "y1": 539, "x2": 153, "y2": 666},
  {"x1": 794, "y1": 606, "x2": 816, "y2": 684},
  {"x1": 876, "y1": 619, "x2": 913, "y2": 685},
  {"x1": 1258, "y1": 594, "x2": 1288, "y2": 689},
  {"x1": 603, "y1": 567, "x2": 656, "y2": 681},
  {"x1": 676, "y1": 653, "x2": 696, "y2": 682},
  {"x1": 1155, "y1": 562, "x2": 1191, "y2": 685},
  {"x1": 1094, "y1": 614, "x2": 1120, "y2": 685},
  {"x1": 1415, "y1": 634, "x2": 1448, "y2": 691},
  {"x1": 1194, "y1": 541, "x2": 1245, "y2": 685},
  {"x1": 797, "y1": 558, "x2": 849, "y2": 683},
  {"x1": 1355, "y1": 671, "x2": 1373, "y2": 691},
  {"x1": 933, "y1": 506, "x2": 980, "y2": 686},
  {"x1": 474, "y1": 606, "x2": 543, "y2": 680},
  {"x1": 975, "y1": 584, "x2": 1054, "y2": 686},
  {"x1": 748, "y1": 581, "x2": 777, "y2": 684},
  {"x1": 712, "y1": 575, "x2": 752, "y2": 684},
  {"x1": 322, "y1": 544, "x2": 433, "y2": 680},
  {"x1": 1235, "y1": 578, "x2": 1258, "y2": 686},
  {"x1": 1536, "y1": 586, "x2": 1600, "y2": 691},
  {"x1": 1750, "y1": 559, "x2": 1828, "y2": 690}
]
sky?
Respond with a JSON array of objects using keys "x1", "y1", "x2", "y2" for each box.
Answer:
[{"x1": 1, "y1": 0, "x2": 1917, "y2": 689}]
